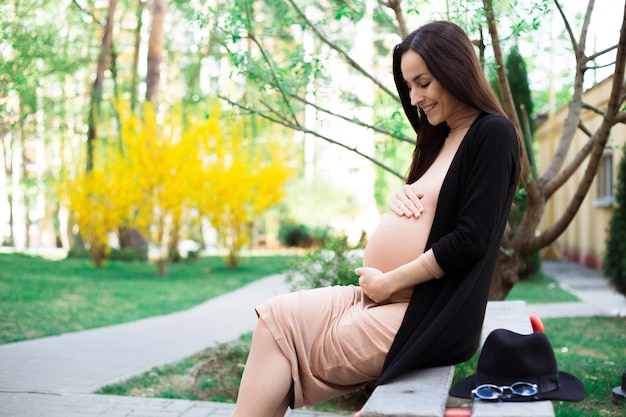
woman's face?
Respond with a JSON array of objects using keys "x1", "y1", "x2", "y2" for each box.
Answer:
[{"x1": 400, "y1": 49, "x2": 465, "y2": 127}]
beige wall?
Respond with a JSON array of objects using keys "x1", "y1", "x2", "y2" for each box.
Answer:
[{"x1": 536, "y1": 76, "x2": 625, "y2": 270}]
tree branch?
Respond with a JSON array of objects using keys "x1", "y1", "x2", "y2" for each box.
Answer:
[
  {"x1": 582, "y1": 102, "x2": 606, "y2": 117},
  {"x1": 587, "y1": 44, "x2": 618, "y2": 62},
  {"x1": 71, "y1": 0, "x2": 100, "y2": 24},
  {"x1": 288, "y1": 93, "x2": 415, "y2": 145},
  {"x1": 587, "y1": 62, "x2": 618, "y2": 71},
  {"x1": 219, "y1": 95, "x2": 405, "y2": 179},
  {"x1": 543, "y1": 133, "x2": 595, "y2": 199},
  {"x1": 380, "y1": 0, "x2": 408, "y2": 39},
  {"x1": 248, "y1": 32, "x2": 301, "y2": 127},
  {"x1": 553, "y1": 0, "x2": 581, "y2": 58},
  {"x1": 537, "y1": 0, "x2": 593, "y2": 190},
  {"x1": 244, "y1": 0, "x2": 300, "y2": 127},
  {"x1": 285, "y1": 0, "x2": 398, "y2": 100}
]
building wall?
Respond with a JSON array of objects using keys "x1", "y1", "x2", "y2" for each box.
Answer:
[{"x1": 536, "y1": 76, "x2": 625, "y2": 270}]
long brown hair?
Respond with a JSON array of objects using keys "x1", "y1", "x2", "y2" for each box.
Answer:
[{"x1": 393, "y1": 21, "x2": 507, "y2": 183}]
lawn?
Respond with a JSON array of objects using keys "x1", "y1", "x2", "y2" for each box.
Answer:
[
  {"x1": 2, "y1": 252, "x2": 624, "y2": 416},
  {"x1": 0, "y1": 252, "x2": 295, "y2": 344},
  {"x1": 505, "y1": 270, "x2": 581, "y2": 303}
]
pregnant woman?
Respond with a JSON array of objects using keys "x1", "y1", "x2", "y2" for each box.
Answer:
[{"x1": 229, "y1": 20, "x2": 521, "y2": 417}]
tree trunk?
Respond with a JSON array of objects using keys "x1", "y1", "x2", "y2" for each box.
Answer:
[
  {"x1": 145, "y1": 0, "x2": 167, "y2": 105},
  {"x1": 489, "y1": 251, "x2": 524, "y2": 302},
  {"x1": 2, "y1": 129, "x2": 14, "y2": 246},
  {"x1": 131, "y1": 0, "x2": 146, "y2": 112},
  {"x1": 87, "y1": 0, "x2": 117, "y2": 171}
]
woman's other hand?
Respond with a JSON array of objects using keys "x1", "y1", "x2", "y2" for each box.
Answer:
[
  {"x1": 389, "y1": 184, "x2": 424, "y2": 217},
  {"x1": 355, "y1": 267, "x2": 393, "y2": 304}
]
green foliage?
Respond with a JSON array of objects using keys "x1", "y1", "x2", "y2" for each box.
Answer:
[
  {"x1": 278, "y1": 221, "x2": 327, "y2": 248},
  {"x1": 332, "y1": 0, "x2": 366, "y2": 22},
  {"x1": 524, "y1": 250, "x2": 542, "y2": 277},
  {"x1": 285, "y1": 233, "x2": 362, "y2": 291},
  {"x1": 603, "y1": 149, "x2": 626, "y2": 296},
  {"x1": 505, "y1": 44, "x2": 538, "y2": 184},
  {"x1": 66, "y1": 247, "x2": 91, "y2": 259},
  {"x1": 109, "y1": 247, "x2": 148, "y2": 263}
]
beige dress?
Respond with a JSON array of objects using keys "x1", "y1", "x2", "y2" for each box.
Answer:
[{"x1": 256, "y1": 139, "x2": 460, "y2": 408}]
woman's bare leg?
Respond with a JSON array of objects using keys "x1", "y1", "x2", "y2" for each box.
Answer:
[{"x1": 230, "y1": 317, "x2": 293, "y2": 417}]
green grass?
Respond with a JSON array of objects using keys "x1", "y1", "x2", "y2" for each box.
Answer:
[
  {"x1": 506, "y1": 271, "x2": 580, "y2": 303},
  {"x1": 546, "y1": 317, "x2": 626, "y2": 417},
  {"x1": 0, "y1": 252, "x2": 295, "y2": 344}
]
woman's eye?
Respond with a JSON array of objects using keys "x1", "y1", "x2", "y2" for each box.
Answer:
[{"x1": 420, "y1": 82, "x2": 431, "y2": 88}]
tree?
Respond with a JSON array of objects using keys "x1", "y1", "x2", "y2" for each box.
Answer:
[
  {"x1": 115, "y1": 100, "x2": 203, "y2": 275},
  {"x1": 61, "y1": 97, "x2": 296, "y2": 273},
  {"x1": 212, "y1": 0, "x2": 626, "y2": 299},
  {"x1": 488, "y1": 0, "x2": 626, "y2": 299},
  {"x1": 58, "y1": 164, "x2": 130, "y2": 267},
  {"x1": 118, "y1": 0, "x2": 169, "y2": 255},
  {"x1": 1, "y1": 0, "x2": 94, "y2": 249},
  {"x1": 194, "y1": 105, "x2": 298, "y2": 268}
]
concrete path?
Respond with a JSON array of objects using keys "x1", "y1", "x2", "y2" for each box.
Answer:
[
  {"x1": 0, "y1": 260, "x2": 624, "y2": 417},
  {"x1": 529, "y1": 261, "x2": 626, "y2": 318}
]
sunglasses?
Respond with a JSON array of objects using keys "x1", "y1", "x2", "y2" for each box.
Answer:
[{"x1": 472, "y1": 382, "x2": 539, "y2": 400}]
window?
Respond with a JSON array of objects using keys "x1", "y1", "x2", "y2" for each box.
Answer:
[{"x1": 594, "y1": 152, "x2": 613, "y2": 207}]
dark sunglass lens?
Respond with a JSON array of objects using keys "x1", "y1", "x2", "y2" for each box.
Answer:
[
  {"x1": 474, "y1": 384, "x2": 502, "y2": 399},
  {"x1": 510, "y1": 382, "x2": 538, "y2": 396}
]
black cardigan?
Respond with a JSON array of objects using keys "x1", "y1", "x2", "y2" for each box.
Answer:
[{"x1": 377, "y1": 112, "x2": 521, "y2": 385}]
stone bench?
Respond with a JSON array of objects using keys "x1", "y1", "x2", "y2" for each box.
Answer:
[{"x1": 357, "y1": 300, "x2": 555, "y2": 417}]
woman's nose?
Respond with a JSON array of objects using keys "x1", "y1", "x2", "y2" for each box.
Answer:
[{"x1": 409, "y1": 89, "x2": 421, "y2": 106}]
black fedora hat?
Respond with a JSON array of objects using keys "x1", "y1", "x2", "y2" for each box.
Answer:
[{"x1": 449, "y1": 328, "x2": 586, "y2": 402}]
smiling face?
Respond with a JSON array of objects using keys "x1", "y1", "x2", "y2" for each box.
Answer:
[{"x1": 400, "y1": 49, "x2": 468, "y2": 127}]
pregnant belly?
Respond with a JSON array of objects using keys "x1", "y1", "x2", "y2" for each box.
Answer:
[
  {"x1": 362, "y1": 213, "x2": 430, "y2": 272},
  {"x1": 362, "y1": 214, "x2": 431, "y2": 303}
]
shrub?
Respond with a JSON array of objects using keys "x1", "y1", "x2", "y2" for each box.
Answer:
[
  {"x1": 604, "y1": 148, "x2": 626, "y2": 297},
  {"x1": 67, "y1": 247, "x2": 90, "y2": 259},
  {"x1": 109, "y1": 247, "x2": 148, "y2": 262},
  {"x1": 278, "y1": 222, "x2": 328, "y2": 248},
  {"x1": 285, "y1": 233, "x2": 362, "y2": 291},
  {"x1": 278, "y1": 222, "x2": 312, "y2": 247}
]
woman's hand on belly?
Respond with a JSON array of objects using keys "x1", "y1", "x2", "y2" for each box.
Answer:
[
  {"x1": 389, "y1": 184, "x2": 424, "y2": 218},
  {"x1": 355, "y1": 266, "x2": 397, "y2": 304}
]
